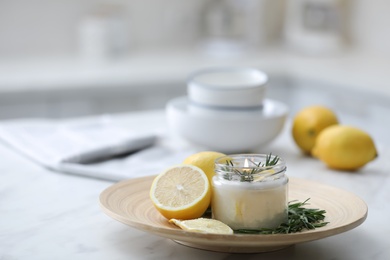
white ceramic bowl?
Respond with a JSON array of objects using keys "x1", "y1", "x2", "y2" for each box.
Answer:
[
  {"x1": 166, "y1": 96, "x2": 288, "y2": 153},
  {"x1": 187, "y1": 67, "x2": 267, "y2": 108}
]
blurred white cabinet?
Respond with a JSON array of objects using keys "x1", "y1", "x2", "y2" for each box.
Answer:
[{"x1": 0, "y1": 81, "x2": 186, "y2": 119}]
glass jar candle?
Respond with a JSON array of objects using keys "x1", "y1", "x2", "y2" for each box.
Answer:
[{"x1": 212, "y1": 154, "x2": 288, "y2": 230}]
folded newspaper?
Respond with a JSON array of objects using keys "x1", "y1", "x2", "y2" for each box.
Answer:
[{"x1": 0, "y1": 117, "x2": 199, "y2": 181}]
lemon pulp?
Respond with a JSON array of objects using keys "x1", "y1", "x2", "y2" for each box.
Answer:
[{"x1": 150, "y1": 164, "x2": 211, "y2": 220}]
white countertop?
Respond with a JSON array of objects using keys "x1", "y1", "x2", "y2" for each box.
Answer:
[{"x1": 1, "y1": 104, "x2": 389, "y2": 259}]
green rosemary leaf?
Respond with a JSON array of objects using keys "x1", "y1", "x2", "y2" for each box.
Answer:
[
  {"x1": 223, "y1": 153, "x2": 281, "y2": 182},
  {"x1": 234, "y1": 198, "x2": 328, "y2": 235},
  {"x1": 263, "y1": 153, "x2": 279, "y2": 167}
]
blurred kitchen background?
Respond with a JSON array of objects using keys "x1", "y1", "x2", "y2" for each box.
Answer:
[{"x1": 0, "y1": 0, "x2": 389, "y2": 119}]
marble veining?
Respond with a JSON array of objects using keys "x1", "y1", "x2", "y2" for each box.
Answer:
[{"x1": 1, "y1": 104, "x2": 390, "y2": 259}]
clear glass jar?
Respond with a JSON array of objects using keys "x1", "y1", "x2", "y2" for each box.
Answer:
[{"x1": 212, "y1": 154, "x2": 288, "y2": 230}]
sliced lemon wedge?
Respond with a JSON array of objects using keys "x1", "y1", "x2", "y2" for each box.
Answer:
[{"x1": 169, "y1": 218, "x2": 233, "y2": 235}]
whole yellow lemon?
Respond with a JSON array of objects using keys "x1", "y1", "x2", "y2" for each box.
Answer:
[
  {"x1": 312, "y1": 125, "x2": 378, "y2": 171},
  {"x1": 292, "y1": 105, "x2": 339, "y2": 154},
  {"x1": 183, "y1": 151, "x2": 226, "y2": 184}
]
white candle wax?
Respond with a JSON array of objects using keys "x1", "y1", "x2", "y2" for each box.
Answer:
[
  {"x1": 212, "y1": 177, "x2": 288, "y2": 230},
  {"x1": 212, "y1": 154, "x2": 288, "y2": 230}
]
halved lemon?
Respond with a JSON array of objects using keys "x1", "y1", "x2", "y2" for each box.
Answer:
[
  {"x1": 150, "y1": 164, "x2": 211, "y2": 220},
  {"x1": 169, "y1": 218, "x2": 233, "y2": 234}
]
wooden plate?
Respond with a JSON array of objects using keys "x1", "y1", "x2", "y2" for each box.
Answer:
[{"x1": 99, "y1": 176, "x2": 367, "y2": 253}]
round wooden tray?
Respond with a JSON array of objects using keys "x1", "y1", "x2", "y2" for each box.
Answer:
[{"x1": 99, "y1": 176, "x2": 367, "y2": 253}]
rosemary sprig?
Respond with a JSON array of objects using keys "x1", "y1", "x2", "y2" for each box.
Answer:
[
  {"x1": 234, "y1": 198, "x2": 328, "y2": 234},
  {"x1": 263, "y1": 152, "x2": 280, "y2": 167}
]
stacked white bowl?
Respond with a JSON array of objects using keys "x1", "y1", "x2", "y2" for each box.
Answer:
[{"x1": 166, "y1": 67, "x2": 288, "y2": 153}]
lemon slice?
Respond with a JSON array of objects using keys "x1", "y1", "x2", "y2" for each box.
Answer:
[
  {"x1": 252, "y1": 169, "x2": 275, "y2": 182},
  {"x1": 150, "y1": 164, "x2": 211, "y2": 220},
  {"x1": 169, "y1": 218, "x2": 234, "y2": 234}
]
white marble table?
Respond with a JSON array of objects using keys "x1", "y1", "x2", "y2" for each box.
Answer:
[{"x1": 1, "y1": 102, "x2": 389, "y2": 259}]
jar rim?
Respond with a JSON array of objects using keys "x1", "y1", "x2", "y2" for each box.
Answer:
[{"x1": 214, "y1": 154, "x2": 286, "y2": 182}]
